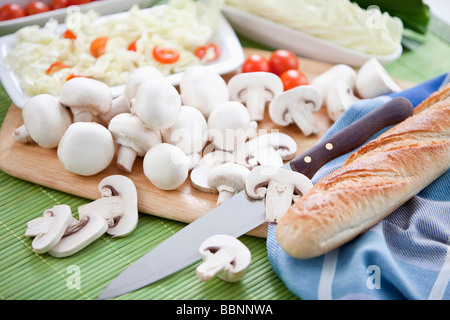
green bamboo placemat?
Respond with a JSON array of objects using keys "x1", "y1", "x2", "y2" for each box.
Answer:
[{"x1": 1, "y1": 15, "x2": 450, "y2": 300}]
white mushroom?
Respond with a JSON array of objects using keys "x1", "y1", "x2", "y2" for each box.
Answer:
[
  {"x1": 77, "y1": 175, "x2": 138, "y2": 237},
  {"x1": 108, "y1": 113, "x2": 162, "y2": 172},
  {"x1": 245, "y1": 166, "x2": 313, "y2": 222},
  {"x1": 124, "y1": 66, "x2": 164, "y2": 107},
  {"x1": 97, "y1": 94, "x2": 130, "y2": 125},
  {"x1": 57, "y1": 122, "x2": 115, "y2": 176},
  {"x1": 196, "y1": 234, "x2": 251, "y2": 282},
  {"x1": 179, "y1": 65, "x2": 229, "y2": 118},
  {"x1": 234, "y1": 132, "x2": 298, "y2": 169},
  {"x1": 207, "y1": 163, "x2": 250, "y2": 205},
  {"x1": 310, "y1": 64, "x2": 357, "y2": 107},
  {"x1": 207, "y1": 101, "x2": 252, "y2": 152},
  {"x1": 132, "y1": 78, "x2": 181, "y2": 130},
  {"x1": 160, "y1": 106, "x2": 208, "y2": 155},
  {"x1": 228, "y1": 72, "x2": 283, "y2": 121},
  {"x1": 24, "y1": 204, "x2": 73, "y2": 254},
  {"x1": 48, "y1": 212, "x2": 108, "y2": 258},
  {"x1": 356, "y1": 57, "x2": 401, "y2": 99},
  {"x1": 326, "y1": 80, "x2": 360, "y2": 121},
  {"x1": 143, "y1": 143, "x2": 189, "y2": 190},
  {"x1": 190, "y1": 150, "x2": 235, "y2": 193},
  {"x1": 13, "y1": 94, "x2": 72, "y2": 148},
  {"x1": 268, "y1": 85, "x2": 322, "y2": 136},
  {"x1": 59, "y1": 77, "x2": 113, "y2": 122}
]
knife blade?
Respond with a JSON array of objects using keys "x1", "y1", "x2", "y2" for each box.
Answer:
[{"x1": 98, "y1": 97, "x2": 413, "y2": 299}]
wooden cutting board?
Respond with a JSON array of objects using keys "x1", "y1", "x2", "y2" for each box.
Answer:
[{"x1": 0, "y1": 48, "x2": 414, "y2": 237}]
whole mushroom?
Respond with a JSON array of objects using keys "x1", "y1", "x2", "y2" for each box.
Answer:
[
  {"x1": 97, "y1": 94, "x2": 130, "y2": 126},
  {"x1": 60, "y1": 77, "x2": 113, "y2": 122},
  {"x1": 207, "y1": 162, "x2": 250, "y2": 205},
  {"x1": 326, "y1": 80, "x2": 359, "y2": 121},
  {"x1": 228, "y1": 72, "x2": 283, "y2": 121},
  {"x1": 57, "y1": 122, "x2": 115, "y2": 176},
  {"x1": 268, "y1": 85, "x2": 322, "y2": 136},
  {"x1": 13, "y1": 94, "x2": 72, "y2": 148},
  {"x1": 108, "y1": 113, "x2": 162, "y2": 173}
]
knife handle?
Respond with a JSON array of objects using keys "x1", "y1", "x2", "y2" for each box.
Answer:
[{"x1": 290, "y1": 97, "x2": 413, "y2": 179}]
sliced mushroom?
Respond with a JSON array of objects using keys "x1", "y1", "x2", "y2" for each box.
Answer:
[
  {"x1": 60, "y1": 77, "x2": 113, "y2": 122},
  {"x1": 48, "y1": 212, "x2": 108, "y2": 258},
  {"x1": 24, "y1": 204, "x2": 73, "y2": 254},
  {"x1": 132, "y1": 78, "x2": 181, "y2": 130},
  {"x1": 124, "y1": 66, "x2": 164, "y2": 107},
  {"x1": 97, "y1": 94, "x2": 131, "y2": 126},
  {"x1": 160, "y1": 105, "x2": 208, "y2": 155},
  {"x1": 207, "y1": 163, "x2": 250, "y2": 205},
  {"x1": 77, "y1": 175, "x2": 138, "y2": 237},
  {"x1": 245, "y1": 166, "x2": 313, "y2": 222},
  {"x1": 57, "y1": 122, "x2": 115, "y2": 176},
  {"x1": 13, "y1": 94, "x2": 72, "y2": 148},
  {"x1": 143, "y1": 143, "x2": 189, "y2": 190},
  {"x1": 108, "y1": 113, "x2": 162, "y2": 172},
  {"x1": 196, "y1": 234, "x2": 251, "y2": 282},
  {"x1": 326, "y1": 80, "x2": 360, "y2": 121},
  {"x1": 207, "y1": 101, "x2": 252, "y2": 152},
  {"x1": 268, "y1": 85, "x2": 322, "y2": 136},
  {"x1": 234, "y1": 132, "x2": 297, "y2": 169},
  {"x1": 356, "y1": 57, "x2": 401, "y2": 99},
  {"x1": 228, "y1": 72, "x2": 283, "y2": 121},
  {"x1": 179, "y1": 65, "x2": 229, "y2": 118}
]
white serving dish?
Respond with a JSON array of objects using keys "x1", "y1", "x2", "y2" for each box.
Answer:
[
  {"x1": 0, "y1": 6, "x2": 245, "y2": 108},
  {"x1": 222, "y1": 5, "x2": 402, "y2": 67},
  {"x1": 0, "y1": 0, "x2": 157, "y2": 35}
]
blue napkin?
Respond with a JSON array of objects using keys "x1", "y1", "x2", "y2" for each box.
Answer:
[{"x1": 266, "y1": 73, "x2": 450, "y2": 300}]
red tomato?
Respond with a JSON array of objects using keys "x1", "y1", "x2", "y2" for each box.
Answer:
[
  {"x1": 50, "y1": 0, "x2": 69, "y2": 10},
  {"x1": 0, "y1": 3, "x2": 26, "y2": 21},
  {"x1": 269, "y1": 49, "x2": 299, "y2": 76},
  {"x1": 25, "y1": 1, "x2": 50, "y2": 15},
  {"x1": 152, "y1": 46, "x2": 180, "y2": 64},
  {"x1": 68, "y1": 0, "x2": 93, "y2": 5},
  {"x1": 90, "y1": 36, "x2": 108, "y2": 58},
  {"x1": 280, "y1": 69, "x2": 309, "y2": 91},
  {"x1": 241, "y1": 54, "x2": 270, "y2": 73},
  {"x1": 194, "y1": 43, "x2": 220, "y2": 62}
]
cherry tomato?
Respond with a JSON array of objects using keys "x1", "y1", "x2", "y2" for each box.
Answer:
[
  {"x1": 63, "y1": 29, "x2": 77, "y2": 40},
  {"x1": 280, "y1": 69, "x2": 309, "y2": 91},
  {"x1": 45, "y1": 61, "x2": 69, "y2": 75},
  {"x1": 0, "y1": 3, "x2": 26, "y2": 21},
  {"x1": 68, "y1": 0, "x2": 93, "y2": 5},
  {"x1": 90, "y1": 36, "x2": 108, "y2": 58},
  {"x1": 269, "y1": 49, "x2": 299, "y2": 76},
  {"x1": 194, "y1": 43, "x2": 220, "y2": 62},
  {"x1": 25, "y1": 1, "x2": 50, "y2": 16},
  {"x1": 152, "y1": 46, "x2": 180, "y2": 64},
  {"x1": 50, "y1": 0, "x2": 69, "y2": 10},
  {"x1": 241, "y1": 54, "x2": 270, "y2": 73}
]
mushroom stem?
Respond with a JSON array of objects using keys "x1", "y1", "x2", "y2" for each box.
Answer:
[
  {"x1": 290, "y1": 108, "x2": 318, "y2": 136},
  {"x1": 265, "y1": 181, "x2": 295, "y2": 222},
  {"x1": 77, "y1": 196, "x2": 123, "y2": 227},
  {"x1": 216, "y1": 186, "x2": 236, "y2": 205},
  {"x1": 72, "y1": 109, "x2": 94, "y2": 122},
  {"x1": 116, "y1": 145, "x2": 138, "y2": 173},
  {"x1": 13, "y1": 124, "x2": 32, "y2": 143},
  {"x1": 245, "y1": 87, "x2": 267, "y2": 121},
  {"x1": 196, "y1": 247, "x2": 235, "y2": 282}
]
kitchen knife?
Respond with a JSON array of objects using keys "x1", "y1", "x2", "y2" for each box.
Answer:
[{"x1": 98, "y1": 97, "x2": 413, "y2": 300}]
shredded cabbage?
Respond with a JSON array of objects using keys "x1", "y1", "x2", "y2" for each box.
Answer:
[
  {"x1": 5, "y1": 0, "x2": 224, "y2": 96},
  {"x1": 226, "y1": 0, "x2": 403, "y2": 56}
]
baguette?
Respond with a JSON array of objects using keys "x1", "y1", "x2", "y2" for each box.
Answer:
[{"x1": 276, "y1": 84, "x2": 450, "y2": 259}]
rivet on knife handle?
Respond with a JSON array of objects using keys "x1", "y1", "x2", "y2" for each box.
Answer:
[{"x1": 290, "y1": 97, "x2": 413, "y2": 179}]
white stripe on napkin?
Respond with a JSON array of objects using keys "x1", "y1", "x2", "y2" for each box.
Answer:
[
  {"x1": 428, "y1": 238, "x2": 450, "y2": 300},
  {"x1": 318, "y1": 248, "x2": 339, "y2": 300}
]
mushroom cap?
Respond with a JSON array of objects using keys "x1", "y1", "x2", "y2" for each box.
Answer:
[
  {"x1": 124, "y1": 66, "x2": 164, "y2": 106},
  {"x1": 57, "y1": 122, "x2": 115, "y2": 176},
  {"x1": 179, "y1": 65, "x2": 229, "y2": 118},
  {"x1": 227, "y1": 72, "x2": 283, "y2": 102},
  {"x1": 24, "y1": 204, "x2": 73, "y2": 254},
  {"x1": 160, "y1": 105, "x2": 208, "y2": 155},
  {"x1": 21, "y1": 94, "x2": 72, "y2": 148},
  {"x1": 108, "y1": 113, "x2": 162, "y2": 156},
  {"x1": 326, "y1": 80, "x2": 359, "y2": 121},
  {"x1": 143, "y1": 143, "x2": 189, "y2": 190},
  {"x1": 207, "y1": 101, "x2": 251, "y2": 151},
  {"x1": 207, "y1": 162, "x2": 250, "y2": 193},
  {"x1": 60, "y1": 77, "x2": 113, "y2": 115},
  {"x1": 245, "y1": 166, "x2": 313, "y2": 199},
  {"x1": 197, "y1": 234, "x2": 251, "y2": 282},
  {"x1": 268, "y1": 85, "x2": 322, "y2": 126},
  {"x1": 48, "y1": 212, "x2": 108, "y2": 258},
  {"x1": 132, "y1": 78, "x2": 181, "y2": 130}
]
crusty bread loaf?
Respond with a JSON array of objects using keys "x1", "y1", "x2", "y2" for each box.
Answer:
[{"x1": 276, "y1": 84, "x2": 450, "y2": 259}]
